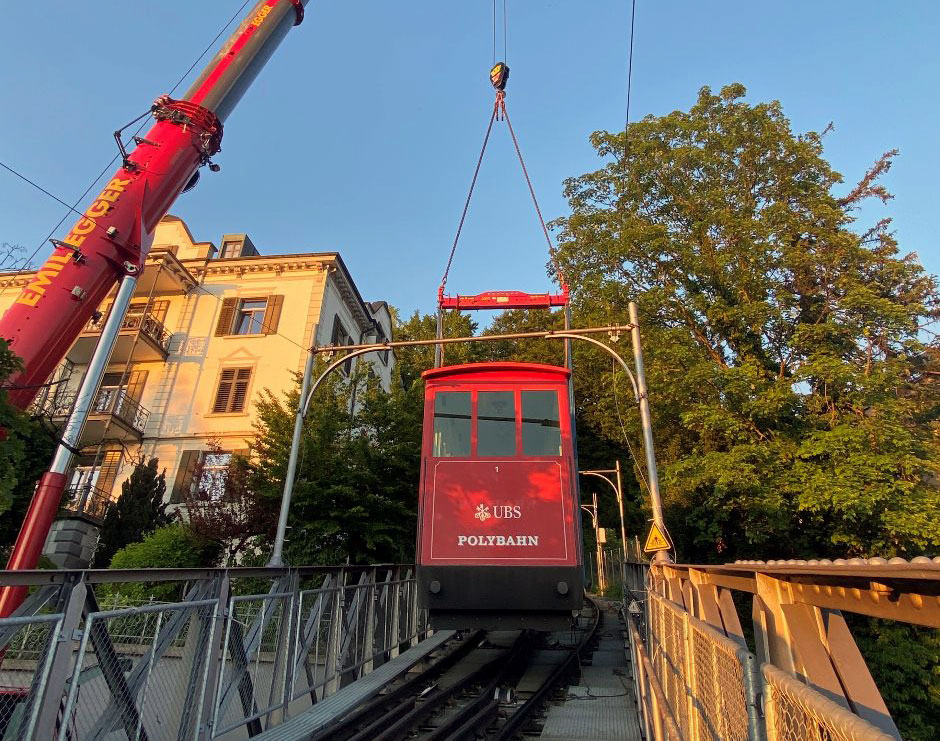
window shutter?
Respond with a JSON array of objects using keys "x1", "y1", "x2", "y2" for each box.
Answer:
[
  {"x1": 148, "y1": 299, "x2": 169, "y2": 323},
  {"x1": 231, "y1": 368, "x2": 252, "y2": 412},
  {"x1": 171, "y1": 450, "x2": 201, "y2": 503},
  {"x1": 214, "y1": 298, "x2": 238, "y2": 336},
  {"x1": 213, "y1": 368, "x2": 237, "y2": 413},
  {"x1": 124, "y1": 370, "x2": 148, "y2": 401},
  {"x1": 212, "y1": 367, "x2": 252, "y2": 413},
  {"x1": 97, "y1": 451, "x2": 122, "y2": 497},
  {"x1": 262, "y1": 295, "x2": 283, "y2": 335}
]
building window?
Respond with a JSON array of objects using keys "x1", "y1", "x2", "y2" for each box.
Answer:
[
  {"x1": 198, "y1": 452, "x2": 231, "y2": 501},
  {"x1": 220, "y1": 240, "x2": 241, "y2": 258},
  {"x1": 171, "y1": 449, "x2": 246, "y2": 503},
  {"x1": 330, "y1": 316, "x2": 354, "y2": 374},
  {"x1": 215, "y1": 296, "x2": 283, "y2": 337},
  {"x1": 212, "y1": 367, "x2": 253, "y2": 413},
  {"x1": 234, "y1": 299, "x2": 267, "y2": 335}
]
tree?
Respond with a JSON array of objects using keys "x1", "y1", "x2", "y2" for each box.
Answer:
[
  {"x1": 552, "y1": 84, "x2": 940, "y2": 738},
  {"x1": 93, "y1": 457, "x2": 171, "y2": 567},
  {"x1": 553, "y1": 83, "x2": 940, "y2": 562},
  {"x1": 0, "y1": 339, "x2": 57, "y2": 556},
  {"x1": 250, "y1": 359, "x2": 419, "y2": 566},
  {"x1": 0, "y1": 242, "x2": 28, "y2": 271},
  {"x1": 185, "y1": 453, "x2": 277, "y2": 564}
]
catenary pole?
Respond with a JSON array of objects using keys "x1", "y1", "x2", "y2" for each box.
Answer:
[
  {"x1": 628, "y1": 301, "x2": 670, "y2": 563},
  {"x1": 268, "y1": 342, "x2": 316, "y2": 566}
]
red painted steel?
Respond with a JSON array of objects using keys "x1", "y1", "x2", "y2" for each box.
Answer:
[
  {"x1": 438, "y1": 287, "x2": 569, "y2": 311},
  {"x1": 417, "y1": 362, "x2": 579, "y2": 568},
  {"x1": 0, "y1": 472, "x2": 67, "y2": 615},
  {"x1": 0, "y1": 0, "x2": 305, "y2": 410},
  {"x1": 0, "y1": 0, "x2": 308, "y2": 611}
]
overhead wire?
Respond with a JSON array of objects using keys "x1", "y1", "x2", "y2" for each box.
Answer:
[
  {"x1": 0, "y1": 0, "x2": 253, "y2": 296},
  {"x1": 609, "y1": 0, "x2": 652, "y2": 497},
  {"x1": 0, "y1": 155, "x2": 313, "y2": 361},
  {"x1": 441, "y1": 0, "x2": 568, "y2": 292},
  {"x1": 492, "y1": 0, "x2": 497, "y2": 66},
  {"x1": 503, "y1": 0, "x2": 509, "y2": 62}
]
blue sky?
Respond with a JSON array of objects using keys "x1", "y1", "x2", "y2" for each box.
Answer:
[{"x1": 1, "y1": 1, "x2": 937, "y2": 317}]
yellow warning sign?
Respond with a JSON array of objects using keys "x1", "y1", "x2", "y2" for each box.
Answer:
[{"x1": 644, "y1": 523, "x2": 671, "y2": 552}]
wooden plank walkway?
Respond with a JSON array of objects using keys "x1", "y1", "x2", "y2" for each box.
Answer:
[{"x1": 539, "y1": 603, "x2": 643, "y2": 740}]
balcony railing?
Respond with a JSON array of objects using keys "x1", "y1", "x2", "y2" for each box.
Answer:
[
  {"x1": 91, "y1": 388, "x2": 150, "y2": 433},
  {"x1": 50, "y1": 388, "x2": 150, "y2": 436},
  {"x1": 61, "y1": 484, "x2": 113, "y2": 523},
  {"x1": 84, "y1": 311, "x2": 171, "y2": 355}
]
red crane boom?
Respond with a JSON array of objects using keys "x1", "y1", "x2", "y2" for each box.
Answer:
[{"x1": 0, "y1": 0, "x2": 308, "y2": 614}]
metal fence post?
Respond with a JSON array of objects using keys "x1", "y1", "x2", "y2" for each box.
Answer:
[
  {"x1": 324, "y1": 569, "x2": 345, "y2": 698},
  {"x1": 34, "y1": 576, "x2": 86, "y2": 740},
  {"x1": 361, "y1": 568, "x2": 377, "y2": 677},
  {"x1": 743, "y1": 650, "x2": 767, "y2": 741},
  {"x1": 198, "y1": 572, "x2": 228, "y2": 741},
  {"x1": 388, "y1": 567, "x2": 401, "y2": 659}
]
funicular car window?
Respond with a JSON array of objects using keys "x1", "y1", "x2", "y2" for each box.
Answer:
[
  {"x1": 477, "y1": 391, "x2": 516, "y2": 456},
  {"x1": 433, "y1": 391, "x2": 471, "y2": 457},
  {"x1": 522, "y1": 390, "x2": 561, "y2": 456}
]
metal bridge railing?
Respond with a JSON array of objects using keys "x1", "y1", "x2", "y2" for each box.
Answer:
[
  {"x1": 0, "y1": 565, "x2": 430, "y2": 740},
  {"x1": 762, "y1": 664, "x2": 895, "y2": 741},
  {"x1": 645, "y1": 591, "x2": 761, "y2": 741},
  {"x1": 621, "y1": 557, "x2": 937, "y2": 740}
]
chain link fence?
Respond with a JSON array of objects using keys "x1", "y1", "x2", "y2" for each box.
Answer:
[
  {"x1": 628, "y1": 571, "x2": 906, "y2": 741},
  {"x1": 0, "y1": 613, "x2": 62, "y2": 740},
  {"x1": 0, "y1": 565, "x2": 429, "y2": 740},
  {"x1": 762, "y1": 665, "x2": 896, "y2": 741}
]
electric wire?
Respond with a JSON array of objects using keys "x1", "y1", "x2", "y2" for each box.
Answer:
[
  {"x1": 0, "y1": 154, "x2": 321, "y2": 360},
  {"x1": 0, "y1": 0, "x2": 253, "y2": 294},
  {"x1": 625, "y1": 0, "x2": 636, "y2": 140},
  {"x1": 492, "y1": 0, "x2": 497, "y2": 66},
  {"x1": 503, "y1": 0, "x2": 508, "y2": 62}
]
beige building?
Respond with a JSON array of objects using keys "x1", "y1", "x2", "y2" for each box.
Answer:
[{"x1": 0, "y1": 215, "x2": 393, "y2": 566}]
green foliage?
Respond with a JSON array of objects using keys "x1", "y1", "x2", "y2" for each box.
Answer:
[
  {"x1": 93, "y1": 458, "x2": 171, "y2": 567},
  {"x1": 552, "y1": 82, "x2": 940, "y2": 737},
  {"x1": 106, "y1": 523, "x2": 219, "y2": 601},
  {"x1": 0, "y1": 339, "x2": 57, "y2": 546},
  {"x1": 851, "y1": 618, "x2": 940, "y2": 741},
  {"x1": 553, "y1": 83, "x2": 940, "y2": 561},
  {"x1": 250, "y1": 355, "x2": 422, "y2": 566}
]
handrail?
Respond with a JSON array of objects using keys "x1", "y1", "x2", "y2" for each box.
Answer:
[{"x1": 82, "y1": 311, "x2": 171, "y2": 354}]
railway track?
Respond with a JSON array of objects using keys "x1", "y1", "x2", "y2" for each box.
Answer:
[{"x1": 315, "y1": 598, "x2": 601, "y2": 741}]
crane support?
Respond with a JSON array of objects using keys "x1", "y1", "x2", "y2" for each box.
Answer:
[
  {"x1": 0, "y1": 0, "x2": 309, "y2": 615},
  {"x1": 1, "y1": 0, "x2": 307, "y2": 409}
]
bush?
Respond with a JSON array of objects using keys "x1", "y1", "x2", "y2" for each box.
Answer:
[{"x1": 104, "y1": 524, "x2": 219, "y2": 602}]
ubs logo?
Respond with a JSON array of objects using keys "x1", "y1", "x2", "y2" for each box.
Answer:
[
  {"x1": 474, "y1": 504, "x2": 491, "y2": 522},
  {"x1": 474, "y1": 503, "x2": 522, "y2": 521}
]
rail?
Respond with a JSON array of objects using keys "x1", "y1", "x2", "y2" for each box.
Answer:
[
  {"x1": 0, "y1": 565, "x2": 429, "y2": 740},
  {"x1": 620, "y1": 556, "x2": 939, "y2": 740},
  {"x1": 83, "y1": 310, "x2": 172, "y2": 355}
]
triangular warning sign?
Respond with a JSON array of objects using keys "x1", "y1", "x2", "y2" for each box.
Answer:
[{"x1": 644, "y1": 523, "x2": 671, "y2": 553}]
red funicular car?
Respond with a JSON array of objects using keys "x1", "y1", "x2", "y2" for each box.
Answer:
[{"x1": 417, "y1": 357, "x2": 584, "y2": 630}]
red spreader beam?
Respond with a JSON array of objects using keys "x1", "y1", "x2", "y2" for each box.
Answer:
[{"x1": 438, "y1": 287, "x2": 569, "y2": 312}]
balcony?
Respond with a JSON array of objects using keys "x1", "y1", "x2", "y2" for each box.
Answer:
[
  {"x1": 67, "y1": 311, "x2": 172, "y2": 366},
  {"x1": 60, "y1": 484, "x2": 113, "y2": 525},
  {"x1": 52, "y1": 388, "x2": 150, "y2": 446}
]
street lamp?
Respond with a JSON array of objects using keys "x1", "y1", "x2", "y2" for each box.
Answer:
[
  {"x1": 580, "y1": 461, "x2": 627, "y2": 563},
  {"x1": 579, "y1": 492, "x2": 605, "y2": 592}
]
